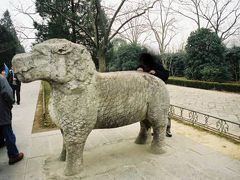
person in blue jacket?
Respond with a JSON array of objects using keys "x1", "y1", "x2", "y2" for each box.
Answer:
[{"x1": 4, "y1": 63, "x2": 9, "y2": 77}]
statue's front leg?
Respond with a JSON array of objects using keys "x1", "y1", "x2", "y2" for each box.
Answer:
[
  {"x1": 64, "y1": 141, "x2": 85, "y2": 176},
  {"x1": 62, "y1": 125, "x2": 93, "y2": 176},
  {"x1": 59, "y1": 129, "x2": 66, "y2": 161}
]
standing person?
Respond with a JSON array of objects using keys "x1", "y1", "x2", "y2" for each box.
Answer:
[
  {"x1": 137, "y1": 53, "x2": 172, "y2": 137},
  {"x1": 0, "y1": 130, "x2": 4, "y2": 148},
  {"x1": 0, "y1": 63, "x2": 24, "y2": 164},
  {"x1": 4, "y1": 63, "x2": 9, "y2": 78},
  {"x1": 0, "y1": 68, "x2": 6, "y2": 148},
  {"x1": 8, "y1": 66, "x2": 21, "y2": 105}
]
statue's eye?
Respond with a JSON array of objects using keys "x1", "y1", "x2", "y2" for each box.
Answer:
[{"x1": 58, "y1": 49, "x2": 65, "y2": 53}]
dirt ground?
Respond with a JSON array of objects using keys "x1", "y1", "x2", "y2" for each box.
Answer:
[{"x1": 172, "y1": 120, "x2": 240, "y2": 160}]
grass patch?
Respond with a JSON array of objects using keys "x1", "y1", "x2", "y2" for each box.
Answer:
[{"x1": 32, "y1": 81, "x2": 57, "y2": 133}]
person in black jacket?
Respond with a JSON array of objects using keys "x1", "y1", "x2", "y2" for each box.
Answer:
[
  {"x1": 137, "y1": 53, "x2": 172, "y2": 137},
  {"x1": 0, "y1": 63, "x2": 24, "y2": 164},
  {"x1": 0, "y1": 68, "x2": 6, "y2": 148},
  {"x1": 7, "y1": 66, "x2": 21, "y2": 105}
]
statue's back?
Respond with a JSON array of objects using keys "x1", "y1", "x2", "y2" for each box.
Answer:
[{"x1": 95, "y1": 71, "x2": 166, "y2": 129}]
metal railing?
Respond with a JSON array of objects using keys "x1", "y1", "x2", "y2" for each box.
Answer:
[{"x1": 169, "y1": 104, "x2": 240, "y2": 142}]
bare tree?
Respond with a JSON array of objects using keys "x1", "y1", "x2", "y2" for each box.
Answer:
[
  {"x1": 117, "y1": 15, "x2": 149, "y2": 45},
  {"x1": 199, "y1": 0, "x2": 240, "y2": 41},
  {"x1": 33, "y1": 0, "x2": 158, "y2": 72},
  {"x1": 174, "y1": 0, "x2": 240, "y2": 42},
  {"x1": 146, "y1": 0, "x2": 177, "y2": 60},
  {"x1": 11, "y1": 3, "x2": 39, "y2": 51},
  {"x1": 174, "y1": 0, "x2": 202, "y2": 29}
]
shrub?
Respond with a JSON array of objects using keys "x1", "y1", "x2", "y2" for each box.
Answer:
[
  {"x1": 160, "y1": 52, "x2": 186, "y2": 77},
  {"x1": 107, "y1": 43, "x2": 147, "y2": 71},
  {"x1": 185, "y1": 28, "x2": 231, "y2": 82},
  {"x1": 168, "y1": 77, "x2": 240, "y2": 93}
]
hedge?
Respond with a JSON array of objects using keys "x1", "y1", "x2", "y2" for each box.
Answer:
[{"x1": 167, "y1": 77, "x2": 240, "y2": 93}]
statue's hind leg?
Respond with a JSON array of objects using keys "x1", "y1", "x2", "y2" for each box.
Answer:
[
  {"x1": 148, "y1": 108, "x2": 168, "y2": 154},
  {"x1": 135, "y1": 119, "x2": 151, "y2": 144}
]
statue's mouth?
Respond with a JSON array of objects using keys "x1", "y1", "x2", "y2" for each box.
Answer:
[
  {"x1": 15, "y1": 72, "x2": 24, "y2": 81},
  {"x1": 16, "y1": 66, "x2": 34, "y2": 74},
  {"x1": 15, "y1": 66, "x2": 35, "y2": 82}
]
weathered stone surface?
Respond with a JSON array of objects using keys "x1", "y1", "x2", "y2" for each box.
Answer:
[{"x1": 12, "y1": 39, "x2": 170, "y2": 176}]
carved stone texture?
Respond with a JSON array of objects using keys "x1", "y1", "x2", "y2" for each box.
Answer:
[{"x1": 12, "y1": 39, "x2": 170, "y2": 176}]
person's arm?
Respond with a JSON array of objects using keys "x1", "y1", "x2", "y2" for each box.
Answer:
[{"x1": 0, "y1": 76, "x2": 14, "y2": 108}]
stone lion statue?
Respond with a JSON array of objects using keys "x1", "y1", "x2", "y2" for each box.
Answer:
[{"x1": 12, "y1": 39, "x2": 170, "y2": 176}]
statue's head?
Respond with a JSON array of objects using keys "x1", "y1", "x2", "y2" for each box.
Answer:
[{"x1": 12, "y1": 39, "x2": 96, "y2": 84}]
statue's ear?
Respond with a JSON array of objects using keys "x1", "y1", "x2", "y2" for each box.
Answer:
[{"x1": 53, "y1": 43, "x2": 73, "y2": 55}]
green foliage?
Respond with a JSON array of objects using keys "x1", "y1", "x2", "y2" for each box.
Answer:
[
  {"x1": 160, "y1": 52, "x2": 186, "y2": 77},
  {"x1": 199, "y1": 65, "x2": 230, "y2": 82},
  {"x1": 225, "y1": 46, "x2": 240, "y2": 81},
  {"x1": 111, "y1": 38, "x2": 127, "y2": 51},
  {"x1": 107, "y1": 43, "x2": 147, "y2": 71},
  {"x1": 34, "y1": 0, "x2": 109, "y2": 67},
  {"x1": 0, "y1": 10, "x2": 14, "y2": 32},
  {"x1": 168, "y1": 77, "x2": 240, "y2": 93},
  {"x1": 185, "y1": 28, "x2": 231, "y2": 82},
  {"x1": 0, "y1": 10, "x2": 24, "y2": 67},
  {"x1": 34, "y1": 0, "x2": 76, "y2": 42}
]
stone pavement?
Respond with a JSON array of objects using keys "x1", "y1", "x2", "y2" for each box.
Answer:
[
  {"x1": 167, "y1": 85, "x2": 240, "y2": 124},
  {"x1": 0, "y1": 82, "x2": 240, "y2": 180}
]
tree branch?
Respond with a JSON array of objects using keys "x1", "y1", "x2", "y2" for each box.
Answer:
[
  {"x1": 106, "y1": 0, "x2": 127, "y2": 39},
  {"x1": 109, "y1": 0, "x2": 158, "y2": 41}
]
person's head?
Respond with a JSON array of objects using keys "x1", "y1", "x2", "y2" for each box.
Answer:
[
  {"x1": 139, "y1": 53, "x2": 156, "y2": 67},
  {"x1": 0, "y1": 63, "x2": 6, "y2": 76}
]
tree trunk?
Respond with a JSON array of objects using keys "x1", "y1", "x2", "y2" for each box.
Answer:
[
  {"x1": 98, "y1": 51, "x2": 106, "y2": 72},
  {"x1": 71, "y1": 0, "x2": 76, "y2": 43},
  {"x1": 238, "y1": 60, "x2": 240, "y2": 81}
]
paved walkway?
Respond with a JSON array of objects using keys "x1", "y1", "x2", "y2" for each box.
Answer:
[
  {"x1": 0, "y1": 82, "x2": 240, "y2": 180},
  {"x1": 167, "y1": 85, "x2": 240, "y2": 124}
]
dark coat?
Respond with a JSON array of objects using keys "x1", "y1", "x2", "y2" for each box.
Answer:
[
  {"x1": 7, "y1": 70, "x2": 21, "y2": 87},
  {"x1": 0, "y1": 74, "x2": 14, "y2": 126},
  {"x1": 139, "y1": 63, "x2": 169, "y2": 83}
]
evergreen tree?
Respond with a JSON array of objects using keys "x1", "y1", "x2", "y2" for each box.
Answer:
[
  {"x1": 225, "y1": 46, "x2": 240, "y2": 81},
  {"x1": 185, "y1": 28, "x2": 231, "y2": 82},
  {"x1": 0, "y1": 10, "x2": 24, "y2": 67},
  {"x1": 34, "y1": 0, "x2": 72, "y2": 43},
  {"x1": 0, "y1": 10, "x2": 14, "y2": 32}
]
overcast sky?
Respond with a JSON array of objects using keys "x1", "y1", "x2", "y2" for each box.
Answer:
[{"x1": 0, "y1": 0, "x2": 239, "y2": 52}]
